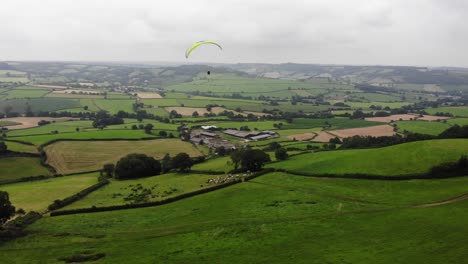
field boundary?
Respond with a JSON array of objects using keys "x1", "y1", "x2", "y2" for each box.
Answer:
[{"x1": 274, "y1": 168, "x2": 468, "y2": 181}]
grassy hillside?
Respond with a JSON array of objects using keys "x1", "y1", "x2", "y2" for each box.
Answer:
[
  {"x1": 45, "y1": 139, "x2": 203, "y2": 174},
  {"x1": 1, "y1": 172, "x2": 467, "y2": 263},
  {"x1": 268, "y1": 139, "x2": 468, "y2": 176},
  {"x1": 0, "y1": 157, "x2": 51, "y2": 182},
  {"x1": 1, "y1": 172, "x2": 98, "y2": 212}
]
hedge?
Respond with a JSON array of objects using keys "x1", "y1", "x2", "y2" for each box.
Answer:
[
  {"x1": 50, "y1": 169, "x2": 274, "y2": 216},
  {"x1": 47, "y1": 180, "x2": 110, "y2": 211},
  {"x1": 274, "y1": 169, "x2": 468, "y2": 181}
]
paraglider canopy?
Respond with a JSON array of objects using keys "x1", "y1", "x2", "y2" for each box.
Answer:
[{"x1": 185, "y1": 40, "x2": 222, "y2": 59}]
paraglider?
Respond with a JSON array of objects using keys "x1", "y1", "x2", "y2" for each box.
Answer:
[{"x1": 185, "y1": 40, "x2": 222, "y2": 59}]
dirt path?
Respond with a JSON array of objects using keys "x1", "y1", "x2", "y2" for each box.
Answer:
[{"x1": 412, "y1": 193, "x2": 468, "y2": 208}]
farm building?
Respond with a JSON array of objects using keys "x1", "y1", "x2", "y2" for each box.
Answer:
[
  {"x1": 201, "y1": 125, "x2": 218, "y2": 130},
  {"x1": 223, "y1": 129, "x2": 277, "y2": 141}
]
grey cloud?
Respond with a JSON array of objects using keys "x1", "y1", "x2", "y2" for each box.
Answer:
[{"x1": 0, "y1": 0, "x2": 467, "y2": 67}]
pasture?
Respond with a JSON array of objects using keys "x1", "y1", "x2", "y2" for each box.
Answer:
[
  {"x1": 1, "y1": 141, "x2": 37, "y2": 153},
  {"x1": 63, "y1": 173, "x2": 216, "y2": 209},
  {"x1": 1, "y1": 172, "x2": 98, "y2": 212},
  {"x1": 0, "y1": 172, "x2": 467, "y2": 263},
  {"x1": 268, "y1": 139, "x2": 468, "y2": 176},
  {"x1": 0, "y1": 157, "x2": 50, "y2": 183},
  {"x1": 12, "y1": 129, "x2": 156, "y2": 145},
  {"x1": 396, "y1": 121, "x2": 450, "y2": 135},
  {"x1": 281, "y1": 118, "x2": 381, "y2": 130},
  {"x1": 44, "y1": 139, "x2": 203, "y2": 174},
  {"x1": 425, "y1": 106, "x2": 468, "y2": 117}
]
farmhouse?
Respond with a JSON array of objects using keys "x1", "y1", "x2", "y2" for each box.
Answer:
[{"x1": 201, "y1": 125, "x2": 218, "y2": 130}]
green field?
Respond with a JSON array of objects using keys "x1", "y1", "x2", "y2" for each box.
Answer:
[
  {"x1": 349, "y1": 92, "x2": 402, "y2": 102},
  {"x1": 268, "y1": 139, "x2": 468, "y2": 176},
  {"x1": 425, "y1": 106, "x2": 468, "y2": 117},
  {"x1": 166, "y1": 75, "x2": 332, "y2": 98},
  {"x1": 0, "y1": 98, "x2": 81, "y2": 113},
  {"x1": 12, "y1": 129, "x2": 156, "y2": 145},
  {"x1": 44, "y1": 139, "x2": 203, "y2": 174},
  {"x1": 1, "y1": 172, "x2": 467, "y2": 263},
  {"x1": 1, "y1": 141, "x2": 37, "y2": 153},
  {"x1": 0, "y1": 173, "x2": 98, "y2": 212},
  {"x1": 447, "y1": 118, "x2": 468, "y2": 126},
  {"x1": 4, "y1": 89, "x2": 50, "y2": 99},
  {"x1": 63, "y1": 173, "x2": 217, "y2": 209},
  {"x1": 395, "y1": 120, "x2": 450, "y2": 135},
  {"x1": 0, "y1": 157, "x2": 50, "y2": 182},
  {"x1": 281, "y1": 118, "x2": 381, "y2": 130},
  {"x1": 6, "y1": 120, "x2": 95, "y2": 137},
  {"x1": 0, "y1": 120, "x2": 21, "y2": 126}
]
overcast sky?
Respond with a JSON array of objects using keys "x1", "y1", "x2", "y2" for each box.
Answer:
[{"x1": 1, "y1": 0, "x2": 468, "y2": 67}]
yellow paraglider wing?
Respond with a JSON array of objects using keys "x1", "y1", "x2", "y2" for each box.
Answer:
[{"x1": 185, "y1": 40, "x2": 222, "y2": 58}]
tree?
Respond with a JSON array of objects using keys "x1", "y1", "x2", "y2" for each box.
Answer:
[
  {"x1": 159, "y1": 130, "x2": 168, "y2": 137},
  {"x1": 114, "y1": 153, "x2": 161, "y2": 180},
  {"x1": 3, "y1": 105, "x2": 12, "y2": 118},
  {"x1": 192, "y1": 111, "x2": 199, "y2": 118},
  {"x1": 25, "y1": 103, "x2": 34, "y2": 117},
  {"x1": 161, "y1": 153, "x2": 172, "y2": 173},
  {"x1": 231, "y1": 149, "x2": 271, "y2": 172},
  {"x1": 216, "y1": 146, "x2": 226, "y2": 156},
  {"x1": 0, "y1": 141, "x2": 7, "y2": 154},
  {"x1": 131, "y1": 124, "x2": 138, "y2": 130},
  {"x1": 0, "y1": 191, "x2": 15, "y2": 224},
  {"x1": 172, "y1": 152, "x2": 193, "y2": 172},
  {"x1": 275, "y1": 148, "x2": 288, "y2": 161},
  {"x1": 102, "y1": 163, "x2": 115, "y2": 177},
  {"x1": 240, "y1": 149, "x2": 271, "y2": 171},
  {"x1": 269, "y1": 142, "x2": 282, "y2": 151},
  {"x1": 144, "y1": 123, "x2": 154, "y2": 134}
]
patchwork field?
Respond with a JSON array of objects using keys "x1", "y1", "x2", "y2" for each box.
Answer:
[
  {"x1": 1, "y1": 141, "x2": 37, "y2": 153},
  {"x1": 0, "y1": 117, "x2": 79, "y2": 130},
  {"x1": 0, "y1": 173, "x2": 98, "y2": 212},
  {"x1": 396, "y1": 121, "x2": 450, "y2": 135},
  {"x1": 44, "y1": 139, "x2": 203, "y2": 174},
  {"x1": 328, "y1": 124, "x2": 396, "y2": 138},
  {"x1": 0, "y1": 157, "x2": 51, "y2": 183},
  {"x1": 365, "y1": 114, "x2": 418, "y2": 123},
  {"x1": 63, "y1": 173, "x2": 217, "y2": 209},
  {"x1": 425, "y1": 106, "x2": 468, "y2": 117},
  {"x1": 12, "y1": 129, "x2": 156, "y2": 145},
  {"x1": 268, "y1": 139, "x2": 468, "y2": 176}
]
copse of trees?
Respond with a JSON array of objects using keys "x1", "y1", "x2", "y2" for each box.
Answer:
[
  {"x1": 102, "y1": 163, "x2": 115, "y2": 177},
  {"x1": 171, "y1": 153, "x2": 193, "y2": 172},
  {"x1": 0, "y1": 191, "x2": 15, "y2": 224},
  {"x1": 0, "y1": 142, "x2": 7, "y2": 154},
  {"x1": 275, "y1": 148, "x2": 288, "y2": 160},
  {"x1": 114, "y1": 153, "x2": 161, "y2": 180},
  {"x1": 230, "y1": 148, "x2": 271, "y2": 172},
  {"x1": 92, "y1": 110, "x2": 124, "y2": 128}
]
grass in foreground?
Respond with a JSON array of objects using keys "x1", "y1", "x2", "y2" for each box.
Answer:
[{"x1": 0, "y1": 172, "x2": 466, "y2": 263}]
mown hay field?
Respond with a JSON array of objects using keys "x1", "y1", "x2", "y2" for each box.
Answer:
[{"x1": 45, "y1": 139, "x2": 203, "y2": 174}]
